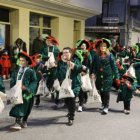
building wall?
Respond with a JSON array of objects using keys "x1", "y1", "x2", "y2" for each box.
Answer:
[{"x1": 0, "y1": 1, "x2": 102, "y2": 52}]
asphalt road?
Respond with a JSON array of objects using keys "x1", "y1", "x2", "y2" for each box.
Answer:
[{"x1": 0, "y1": 81, "x2": 140, "y2": 140}]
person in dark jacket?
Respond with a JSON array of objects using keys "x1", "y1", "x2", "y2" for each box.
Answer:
[
  {"x1": 9, "y1": 51, "x2": 37, "y2": 130},
  {"x1": 56, "y1": 47, "x2": 85, "y2": 126},
  {"x1": 92, "y1": 38, "x2": 120, "y2": 115},
  {"x1": 0, "y1": 65, "x2": 5, "y2": 93},
  {"x1": 75, "y1": 39, "x2": 91, "y2": 112},
  {"x1": 117, "y1": 74, "x2": 136, "y2": 114},
  {"x1": 41, "y1": 36, "x2": 60, "y2": 101}
]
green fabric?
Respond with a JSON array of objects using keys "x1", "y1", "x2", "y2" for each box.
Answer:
[
  {"x1": 9, "y1": 67, "x2": 37, "y2": 118},
  {"x1": 0, "y1": 76, "x2": 5, "y2": 93},
  {"x1": 132, "y1": 44, "x2": 139, "y2": 54},
  {"x1": 75, "y1": 50, "x2": 88, "y2": 63},
  {"x1": 117, "y1": 84, "x2": 136, "y2": 102},
  {"x1": 136, "y1": 52, "x2": 140, "y2": 59},
  {"x1": 133, "y1": 62, "x2": 140, "y2": 87},
  {"x1": 41, "y1": 45, "x2": 60, "y2": 61},
  {"x1": 56, "y1": 56, "x2": 82, "y2": 96},
  {"x1": 41, "y1": 45, "x2": 60, "y2": 87},
  {"x1": 95, "y1": 53, "x2": 120, "y2": 92}
]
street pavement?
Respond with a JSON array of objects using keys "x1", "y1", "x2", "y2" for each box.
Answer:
[{"x1": 0, "y1": 81, "x2": 140, "y2": 140}]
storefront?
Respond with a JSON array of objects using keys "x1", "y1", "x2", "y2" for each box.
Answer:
[{"x1": 0, "y1": 0, "x2": 102, "y2": 52}]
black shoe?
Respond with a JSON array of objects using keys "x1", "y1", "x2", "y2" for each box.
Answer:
[{"x1": 67, "y1": 120, "x2": 73, "y2": 126}]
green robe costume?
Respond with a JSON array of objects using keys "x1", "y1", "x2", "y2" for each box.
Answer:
[
  {"x1": 0, "y1": 76, "x2": 5, "y2": 93},
  {"x1": 41, "y1": 45, "x2": 60, "y2": 89},
  {"x1": 94, "y1": 53, "x2": 120, "y2": 93},
  {"x1": 117, "y1": 83, "x2": 136, "y2": 102},
  {"x1": 56, "y1": 56, "x2": 82, "y2": 96},
  {"x1": 133, "y1": 62, "x2": 140, "y2": 88},
  {"x1": 9, "y1": 67, "x2": 37, "y2": 118}
]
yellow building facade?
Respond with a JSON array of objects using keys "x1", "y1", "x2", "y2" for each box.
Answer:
[{"x1": 0, "y1": 0, "x2": 102, "y2": 52}]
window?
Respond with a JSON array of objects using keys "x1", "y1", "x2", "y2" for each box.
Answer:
[
  {"x1": 30, "y1": 13, "x2": 39, "y2": 26},
  {"x1": 29, "y1": 12, "x2": 52, "y2": 45}
]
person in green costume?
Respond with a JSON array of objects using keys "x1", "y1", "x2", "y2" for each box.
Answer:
[
  {"x1": 56, "y1": 47, "x2": 85, "y2": 126},
  {"x1": 0, "y1": 65, "x2": 5, "y2": 93},
  {"x1": 117, "y1": 74, "x2": 136, "y2": 114},
  {"x1": 9, "y1": 51, "x2": 37, "y2": 130},
  {"x1": 41, "y1": 36, "x2": 60, "y2": 101},
  {"x1": 75, "y1": 39, "x2": 91, "y2": 112},
  {"x1": 93, "y1": 38, "x2": 120, "y2": 115}
]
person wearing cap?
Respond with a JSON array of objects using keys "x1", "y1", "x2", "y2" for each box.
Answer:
[
  {"x1": 41, "y1": 36, "x2": 60, "y2": 100},
  {"x1": 92, "y1": 38, "x2": 120, "y2": 114},
  {"x1": 9, "y1": 51, "x2": 37, "y2": 130},
  {"x1": 117, "y1": 74, "x2": 136, "y2": 114},
  {"x1": 31, "y1": 53, "x2": 47, "y2": 107},
  {"x1": 75, "y1": 39, "x2": 92, "y2": 112}
]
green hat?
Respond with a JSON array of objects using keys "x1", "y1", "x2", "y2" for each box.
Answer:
[
  {"x1": 76, "y1": 39, "x2": 90, "y2": 50},
  {"x1": 132, "y1": 44, "x2": 139, "y2": 53},
  {"x1": 102, "y1": 38, "x2": 112, "y2": 48}
]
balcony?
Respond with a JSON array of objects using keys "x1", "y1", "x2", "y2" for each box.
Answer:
[
  {"x1": 85, "y1": 26, "x2": 120, "y2": 33},
  {"x1": 102, "y1": 17, "x2": 119, "y2": 24}
]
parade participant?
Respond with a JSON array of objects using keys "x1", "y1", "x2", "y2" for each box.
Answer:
[
  {"x1": 93, "y1": 38, "x2": 120, "y2": 114},
  {"x1": 132, "y1": 44, "x2": 140, "y2": 62},
  {"x1": 75, "y1": 39, "x2": 92, "y2": 112},
  {"x1": 32, "y1": 53, "x2": 47, "y2": 107},
  {"x1": 0, "y1": 65, "x2": 5, "y2": 93},
  {"x1": 132, "y1": 62, "x2": 140, "y2": 89},
  {"x1": 9, "y1": 51, "x2": 37, "y2": 130},
  {"x1": 117, "y1": 74, "x2": 136, "y2": 114},
  {"x1": 1, "y1": 49, "x2": 11, "y2": 79},
  {"x1": 11, "y1": 38, "x2": 27, "y2": 70},
  {"x1": 117, "y1": 45, "x2": 133, "y2": 69},
  {"x1": 41, "y1": 36, "x2": 60, "y2": 100},
  {"x1": 56, "y1": 47, "x2": 84, "y2": 126}
]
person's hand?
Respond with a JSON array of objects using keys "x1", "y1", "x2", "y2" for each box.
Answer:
[
  {"x1": 115, "y1": 79, "x2": 121, "y2": 87},
  {"x1": 67, "y1": 61, "x2": 75, "y2": 69},
  {"x1": 21, "y1": 85, "x2": 26, "y2": 90},
  {"x1": 50, "y1": 62, "x2": 57, "y2": 68},
  {"x1": 125, "y1": 80, "x2": 131, "y2": 88}
]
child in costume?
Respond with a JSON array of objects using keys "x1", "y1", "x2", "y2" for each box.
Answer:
[
  {"x1": 9, "y1": 51, "x2": 37, "y2": 130},
  {"x1": 75, "y1": 39, "x2": 91, "y2": 112},
  {"x1": 92, "y1": 38, "x2": 120, "y2": 114},
  {"x1": 32, "y1": 53, "x2": 47, "y2": 107},
  {"x1": 117, "y1": 74, "x2": 136, "y2": 114},
  {"x1": 56, "y1": 47, "x2": 85, "y2": 126},
  {"x1": 41, "y1": 36, "x2": 60, "y2": 101}
]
